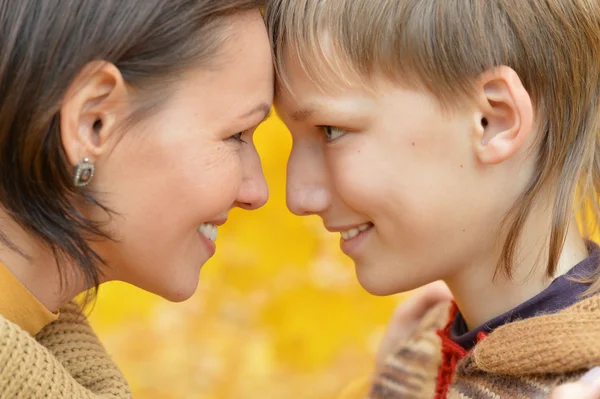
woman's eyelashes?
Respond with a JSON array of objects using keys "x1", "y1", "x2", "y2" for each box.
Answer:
[{"x1": 229, "y1": 131, "x2": 247, "y2": 144}]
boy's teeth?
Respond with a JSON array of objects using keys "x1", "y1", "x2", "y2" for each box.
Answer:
[
  {"x1": 198, "y1": 223, "x2": 218, "y2": 242},
  {"x1": 358, "y1": 223, "x2": 371, "y2": 232},
  {"x1": 340, "y1": 223, "x2": 372, "y2": 240}
]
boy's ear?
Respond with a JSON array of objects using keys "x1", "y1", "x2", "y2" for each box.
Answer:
[
  {"x1": 60, "y1": 61, "x2": 128, "y2": 169},
  {"x1": 472, "y1": 66, "x2": 533, "y2": 165}
]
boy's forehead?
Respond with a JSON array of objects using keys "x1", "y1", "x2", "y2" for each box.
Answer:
[
  {"x1": 279, "y1": 45, "x2": 373, "y2": 98},
  {"x1": 274, "y1": 77, "x2": 322, "y2": 122},
  {"x1": 275, "y1": 77, "x2": 377, "y2": 125}
]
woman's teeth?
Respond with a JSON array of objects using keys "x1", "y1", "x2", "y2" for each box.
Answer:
[
  {"x1": 198, "y1": 223, "x2": 218, "y2": 242},
  {"x1": 340, "y1": 223, "x2": 372, "y2": 240}
]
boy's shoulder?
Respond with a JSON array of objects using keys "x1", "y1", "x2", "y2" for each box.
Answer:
[
  {"x1": 452, "y1": 293, "x2": 600, "y2": 398},
  {"x1": 470, "y1": 292, "x2": 600, "y2": 375},
  {"x1": 371, "y1": 295, "x2": 600, "y2": 398}
]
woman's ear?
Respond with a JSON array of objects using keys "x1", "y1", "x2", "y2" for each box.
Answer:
[
  {"x1": 60, "y1": 61, "x2": 128, "y2": 169},
  {"x1": 472, "y1": 66, "x2": 533, "y2": 165}
]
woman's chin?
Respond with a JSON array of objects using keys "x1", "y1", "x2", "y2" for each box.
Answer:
[
  {"x1": 147, "y1": 270, "x2": 202, "y2": 303},
  {"x1": 157, "y1": 256, "x2": 208, "y2": 302},
  {"x1": 159, "y1": 281, "x2": 199, "y2": 302}
]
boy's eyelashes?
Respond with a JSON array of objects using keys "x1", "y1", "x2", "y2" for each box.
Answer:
[{"x1": 320, "y1": 125, "x2": 347, "y2": 142}]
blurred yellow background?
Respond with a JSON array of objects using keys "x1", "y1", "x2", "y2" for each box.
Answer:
[{"x1": 88, "y1": 115, "x2": 403, "y2": 399}]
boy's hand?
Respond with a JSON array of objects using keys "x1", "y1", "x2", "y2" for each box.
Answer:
[
  {"x1": 549, "y1": 367, "x2": 600, "y2": 399},
  {"x1": 375, "y1": 281, "x2": 452, "y2": 371}
]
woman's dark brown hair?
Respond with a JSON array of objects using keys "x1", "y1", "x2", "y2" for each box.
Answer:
[{"x1": 0, "y1": 0, "x2": 264, "y2": 291}]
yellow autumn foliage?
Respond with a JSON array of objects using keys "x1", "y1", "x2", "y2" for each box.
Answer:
[{"x1": 88, "y1": 115, "x2": 403, "y2": 399}]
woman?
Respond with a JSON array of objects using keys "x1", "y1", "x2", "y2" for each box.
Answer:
[{"x1": 0, "y1": 1, "x2": 272, "y2": 397}]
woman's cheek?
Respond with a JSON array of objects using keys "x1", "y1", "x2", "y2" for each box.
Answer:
[{"x1": 207, "y1": 151, "x2": 244, "y2": 203}]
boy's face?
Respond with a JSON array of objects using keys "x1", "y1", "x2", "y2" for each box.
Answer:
[{"x1": 275, "y1": 55, "x2": 532, "y2": 295}]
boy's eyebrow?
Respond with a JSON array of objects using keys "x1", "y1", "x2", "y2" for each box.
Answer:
[{"x1": 291, "y1": 107, "x2": 315, "y2": 122}]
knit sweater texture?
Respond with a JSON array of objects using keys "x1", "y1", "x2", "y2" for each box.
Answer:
[
  {"x1": 369, "y1": 294, "x2": 600, "y2": 398},
  {"x1": 0, "y1": 302, "x2": 132, "y2": 398}
]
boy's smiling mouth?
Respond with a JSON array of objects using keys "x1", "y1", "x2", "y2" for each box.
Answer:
[
  {"x1": 325, "y1": 222, "x2": 375, "y2": 255},
  {"x1": 339, "y1": 222, "x2": 374, "y2": 241}
]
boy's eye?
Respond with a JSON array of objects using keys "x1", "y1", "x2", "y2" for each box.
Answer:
[{"x1": 324, "y1": 126, "x2": 347, "y2": 142}]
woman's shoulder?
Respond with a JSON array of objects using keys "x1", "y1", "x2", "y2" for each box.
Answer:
[
  {"x1": 0, "y1": 311, "x2": 38, "y2": 348},
  {"x1": 0, "y1": 306, "x2": 132, "y2": 398}
]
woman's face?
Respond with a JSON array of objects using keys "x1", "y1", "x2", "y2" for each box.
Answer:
[{"x1": 90, "y1": 11, "x2": 274, "y2": 301}]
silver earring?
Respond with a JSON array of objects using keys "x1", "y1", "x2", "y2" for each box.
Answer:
[{"x1": 73, "y1": 158, "x2": 95, "y2": 187}]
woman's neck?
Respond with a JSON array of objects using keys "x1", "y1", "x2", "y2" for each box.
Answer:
[
  {"x1": 445, "y1": 206, "x2": 588, "y2": 331},
  {"x1": 0, "y1": 211, "x2": 86, "y2": 313}
]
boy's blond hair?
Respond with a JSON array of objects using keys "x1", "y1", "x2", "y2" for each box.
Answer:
[{"x1": 265, "y1": 0, "x2": 600, "y2": 292}]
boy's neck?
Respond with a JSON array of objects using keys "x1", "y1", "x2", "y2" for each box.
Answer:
[{"x1": 446, "y1": 209, "x2": 588, "y2": 331}]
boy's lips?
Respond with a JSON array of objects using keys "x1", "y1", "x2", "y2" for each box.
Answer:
[
  {"x1": 325, "y1": 222, "x2": 374, "y2": 240},
  {"x1": 339, "y1": 224, "x2": 374, "y2": 255}
]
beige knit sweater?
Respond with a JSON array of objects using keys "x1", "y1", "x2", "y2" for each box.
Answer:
[
  {"x1": 0, "y1": 302, "x2": 131, "y2": 398},
  {"x1": 370, "y1": 294, "x2": 600, "y2": 398}
]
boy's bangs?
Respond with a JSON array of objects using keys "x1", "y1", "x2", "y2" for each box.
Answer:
[
  {"x1": 266, "y1": 0, "x2": 475, "y2": 103},
  {"x1": 268, "y1": 0, "x2": 374, "y2": 96},
  {"x1": 277, "y1": 35, "x2": 373, "y2": 96}
]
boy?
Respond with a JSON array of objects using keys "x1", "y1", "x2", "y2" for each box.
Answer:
[{"x1": 265, "y1": 0, "x2": 600, "y2": 397}]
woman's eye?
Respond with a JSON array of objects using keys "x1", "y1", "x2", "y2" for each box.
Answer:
[
  {"x1": 324, "y1": 126, "x2": 347, "y2": 142},
  {"x1": 229, "y1": 132, "x2": 246, "y2": 143}
]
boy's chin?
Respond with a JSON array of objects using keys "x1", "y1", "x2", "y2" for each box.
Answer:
[
  {"x1": 358, "y1": 281, "x2": 400, "y2": 296},
  {"x1": 354, "y1": 261, "x2": 426, "y2": 296}
]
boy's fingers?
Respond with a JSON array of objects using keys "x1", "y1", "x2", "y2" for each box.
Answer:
[
  {"x1": 549, "y1": 367, "x2": 600, "y2": 399},
  {"x1": 581, "y1": 367, "x2": 600, "y2": 384},
  {"x1": 549, "y1": 382, "x2": 600, "y2": 399},
  {"x1": 376, "y1": 281, "x2": 452, "y2": 371},
  {"x1": 394, "y1": 281, "x2": 452, "y2": 323}
]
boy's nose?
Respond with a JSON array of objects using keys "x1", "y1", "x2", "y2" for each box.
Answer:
[{"x1": 286, "y1": 144, "x2": 331, "y2": 216}]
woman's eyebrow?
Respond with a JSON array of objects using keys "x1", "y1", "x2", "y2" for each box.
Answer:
[{"x1": 239, "y1": 103, "x2": 272, "y2": 121}]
